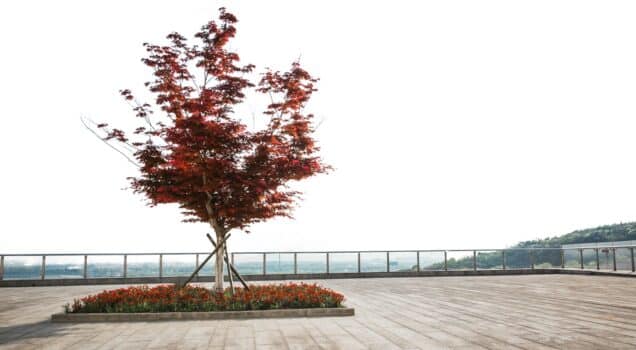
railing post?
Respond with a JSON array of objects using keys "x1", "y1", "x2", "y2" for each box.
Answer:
[
  {"x1": 386, "y1": 251, "x2": 390, "y2": 273},
  {"x1": 579, "y1": 249, "x2": 584, "y2": 269},
  {"x1": 294, "y1": 253, "x2": 298, "y2": 274},
  {"x1": 631, "y1": 248, "x2": 635, "y2": 273},
  {"x1": 0, "y1": 255, "x2": 4, "y2": 281},
  {"x1": 530, "y1": 250, "x2": 534, "y2": 270},
  {"x1": 41, "y1": 255, "x2": 46, "y2": 280},
  {"x1": 416, "y1": 251, "x2": 420, "y2": 272},
  {"x1": 262, "y1": 253, "x2": 266, "y2": 275},
  {"x1": 357, "y1": 252, "x2": 361, "y2": 273},
  {"x1": 159, "y1": 254, "x2": 163, "y2": 278},
  {"x1": 612, "y1": 248, "x2": 617, "y2": 271},
  {"x1": 195, "y1": 254, "x2": 199, "y2": 280},
  {"x1": 473, "y1": 251, "x2": 477, "y2": 271},
  {"x1": 231, "y1": 253, "x2": 235, "y2": 266},
  {"x1": 444, "y1": 251, "x2": 448, "y2": 271},
  {"x1": 326, "y1": 253, "x2": 330, "y2": 274},
  {"x1": 83, "y1": 255, "x2": 88, "y2": 279},
  {"x1": 561, "y1": 249, "x2": 565, "y2": 269},
  {"x1": 123, "y1": 255, "x2": 128, "y2": 278},
  {"x1": 595, "y1": 248, "x2": 600, "y2": 270},
  {"x1": 502, "y1": 250, "x2": 506, "y2": 270}
]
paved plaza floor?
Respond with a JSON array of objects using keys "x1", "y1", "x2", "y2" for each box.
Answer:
[{"x1": 1, "y1": 275, "x2": 635, "y2": 349}]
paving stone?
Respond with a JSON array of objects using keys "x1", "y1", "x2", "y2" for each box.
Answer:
[{"x1": 1, "y1": 276, "x2": 636, "y2": 349}]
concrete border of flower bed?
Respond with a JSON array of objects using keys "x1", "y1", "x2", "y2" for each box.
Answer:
[{"x1": 51, "y1": 307, "x2": 354, "y2": 322}]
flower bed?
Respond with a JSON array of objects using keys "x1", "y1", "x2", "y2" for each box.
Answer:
[{"x1": 65, "y1": 283, "x2": 345, "y2": 313}]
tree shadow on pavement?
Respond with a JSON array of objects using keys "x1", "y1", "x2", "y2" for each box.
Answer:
[{"x1": 0, "y1": 320, "x2": 71, "y2": 345}]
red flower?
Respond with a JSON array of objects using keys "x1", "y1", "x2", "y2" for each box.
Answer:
[{"x1": 68, "y1": 283, "x2": 344, "y2": 313}]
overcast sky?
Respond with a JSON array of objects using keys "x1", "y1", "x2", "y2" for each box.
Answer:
[{"x1": 1, "y1": 0, "x2": 636, "y2": 254}]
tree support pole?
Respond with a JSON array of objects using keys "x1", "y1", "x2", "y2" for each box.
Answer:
[
  {"x1": 179, "y1": 233, "x2": 232, "y2": 288},
  {"x1": 224, "y1": 244, "x2": 234, "y2": 295},
  {"x1": 206, "y1": 233, "x2": 250, "y2": 291}
]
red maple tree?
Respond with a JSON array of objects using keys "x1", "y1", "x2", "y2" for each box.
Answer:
[{"x1": 86, "y1": 8, "x2": 329, "y2": 291}]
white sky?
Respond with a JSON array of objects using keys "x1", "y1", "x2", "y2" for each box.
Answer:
[{"x1": 2, "y1": 0, "x2": 636, "y2": 254}]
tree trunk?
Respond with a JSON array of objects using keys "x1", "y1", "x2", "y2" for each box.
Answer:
[
  {"x1": 204, "y1": 196, "x2": 227, "y2": 293},
  {"x1": 213, "y1": 228, "x2": 225, "y2": 293}
]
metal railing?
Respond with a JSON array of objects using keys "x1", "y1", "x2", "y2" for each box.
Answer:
[{"x1": 1, "y1": 246, "x2": 635, "y2": 281}]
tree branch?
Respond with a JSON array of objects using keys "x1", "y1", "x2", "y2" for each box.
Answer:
[
  {"x1": 80, "y1": 116, "x2": 141, "y2": 168},
  {"x1": 83, "y1": 117, "x2": 139, "y2": 154}
]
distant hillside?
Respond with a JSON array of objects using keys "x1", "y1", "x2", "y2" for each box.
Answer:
[
  {"x1": 514, "y1": 222, "x2": 636, "y2": 248},
  {"x1": 421, "y1": 222, "x2": 636, "y2": 270}
]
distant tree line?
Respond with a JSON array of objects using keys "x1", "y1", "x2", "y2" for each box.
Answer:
[{"x1": 418, "y1": 222, "x2": 636, "y2": 270}]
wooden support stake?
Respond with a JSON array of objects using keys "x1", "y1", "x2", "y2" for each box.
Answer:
[
  {"x1": 224, "y1": 245, "x2": 234, "y2": 295},
  {"x1": 206, "y1": 233, "x2": 250, "y2": 291},
  {"x1": 179, "y1": 233, "x2": 231, "y2": 288}
]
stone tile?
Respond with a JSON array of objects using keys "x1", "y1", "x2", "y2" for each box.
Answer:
[
  {"x1": 254, "y1": 345, "x2": 287, "y2": 350},
  {"x1": 1, "y1": 276, "x2": 636, "y2": 349}
]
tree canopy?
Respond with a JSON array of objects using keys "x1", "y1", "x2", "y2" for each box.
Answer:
[{"x1": 92, "y1": 8, "x2": 329, "y2": 234}]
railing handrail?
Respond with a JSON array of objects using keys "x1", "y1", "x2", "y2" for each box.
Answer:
[{"x1": 1, "y1": 246, "x2": 609, "y2": 256}]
